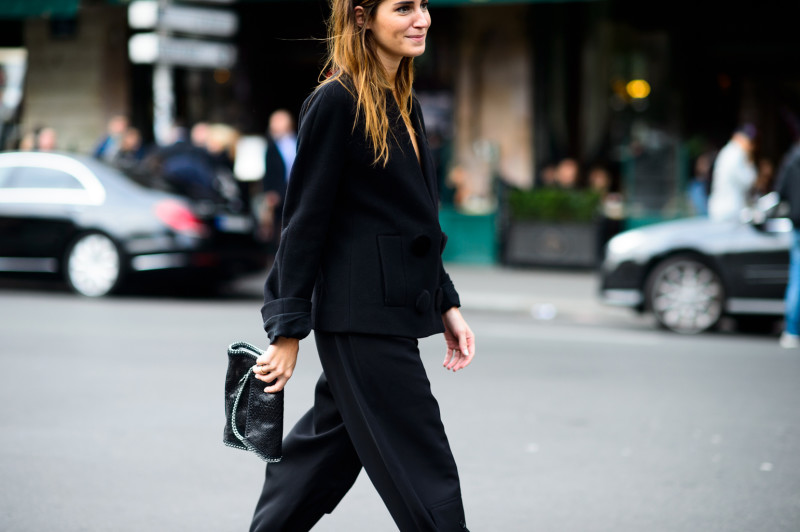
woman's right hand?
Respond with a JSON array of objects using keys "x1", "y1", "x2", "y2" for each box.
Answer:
[{"x1": 252, "y1": 337, "x2": 299, "y2": 393}]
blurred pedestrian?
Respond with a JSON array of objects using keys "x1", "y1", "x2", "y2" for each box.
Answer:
[
  {"x1": 206, "y1": 123, "x2": 244, "y2": 208},
  {"x1": 112, "y1": 127, "x2": 147, "y2": 176},
  {"x1": 190, "y1": 121, "x2": 210, "y2": 150},
  {"x1": 754, "y1": 158, "x2": 775, "y2": 198},
  {"x1": 537, "y1": 162, "x2": 558, "y2": 187},
  {"x1": 445, "y1": 165, "x2": 472, "y2": 209},
  {"x1": 248, "y1": 1, "x2": 474, "y2": 531},
  {"x1": 150, "y1": 124, "x2": 217, "y2": 201},
  {"x1": 687, "y1": 151, "x2": 715, "y2": 216},
  {"x1": 708, "y1": 124, "x2": 757, "y2": 222},
  {"x1": 588, "y1": 165, "x2": 611, "y2": 195},
  {"x1": 206, "y1": 123, "x2": 238, "y2": 170},
  {"x1": 258, "y1": 109, "x2": 297, "y2": 243},
  {"x1": 590, "y1": 165, "x2": 624, "y2": 264},
  {"x1": 94, "y1": 115, "x2": 129, "y2": 162},
  {"x1": 267, "y1": 110, "x2": 297, "y2": 178},
  {"x1": 35, "y1": 127, "x2": 57, "y2": 152},
  {"x1": 18, "y1": 130, "x2": 36, "y2": 151},
  {"x1": 775, "y1": 137, "x2": 800, "y2": 348},
  {"x1": 555, "y1": 158, "x2": 580, "y2": 189}
]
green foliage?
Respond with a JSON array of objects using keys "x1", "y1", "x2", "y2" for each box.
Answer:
[{"x1": 508, "y1": 187, "x2": 602, "y2": 223}]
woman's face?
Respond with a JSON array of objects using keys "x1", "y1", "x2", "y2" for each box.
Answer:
[{"x1": 366, "y1": 1, "x2": 431, "y2": 70}]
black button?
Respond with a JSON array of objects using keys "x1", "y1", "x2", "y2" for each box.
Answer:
[
  {"x1": 411, "y1": 235, "x2": 431, "y2": 256},
  {"x1": 415, "y1": 290, "x2": 431, "y2": 313}
]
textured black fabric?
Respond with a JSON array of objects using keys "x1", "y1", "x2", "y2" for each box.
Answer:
[
  {"x1": 439, "y1": 270, "x2": 461, "y2": 313},
  {"x1": 223, "y1": 342, "x2": 283, "y2": 462},
  {"x1": 260, "y1": 79, "x2": 460, "y2": 342},
  {"x1": 249, "y1": 333, "x2": 466, "y2": 532},
  {"x1": 260, "y1": 297, "x2": 312, "y2": 342},
  {"x1": 249, "y1": 372, "x2": 361, "y2": 532}
]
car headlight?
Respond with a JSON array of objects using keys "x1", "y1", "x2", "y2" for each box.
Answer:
[{"x1": 606, "y1": 230, "x2": 647, "y2": 259}]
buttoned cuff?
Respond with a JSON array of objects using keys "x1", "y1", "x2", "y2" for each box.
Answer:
[
  {"x1": 439, "y1": 276, "x2": 461, "y2": 314},
  {"x1": 261, "y1": 297, "x2": 313, "y2": 342}
]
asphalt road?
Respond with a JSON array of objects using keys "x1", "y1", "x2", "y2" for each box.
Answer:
[{"x1": 1, "y1": 271, "x2": 799, "y2": 532}]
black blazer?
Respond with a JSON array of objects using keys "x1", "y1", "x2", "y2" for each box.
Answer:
[{"x1": 260, "y1": 79, "x2": 460, "y2": 341}]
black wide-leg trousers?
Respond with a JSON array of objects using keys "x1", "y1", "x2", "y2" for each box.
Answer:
[{"x1": 249, "y1": 332, "x2": 467, "y2": 532}]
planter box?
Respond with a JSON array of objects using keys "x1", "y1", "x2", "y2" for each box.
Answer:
[
  {"x1": 503, "y1": 220, "x2": 597, "y2": 268},
  {"x1": 439, "y1": 207, "x2": 498, "y2": 264}
]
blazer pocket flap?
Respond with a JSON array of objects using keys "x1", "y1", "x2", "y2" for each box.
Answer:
[{"x1": 377, "y1": 235, "x2": 406, "y2": 307}]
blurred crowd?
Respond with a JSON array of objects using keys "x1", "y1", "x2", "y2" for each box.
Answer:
[
  {"x1": 519, "y1": 121, "x2": 787, "y2": 226},
  {"x1": 9, "y1": 113, "x2": 799, "y2": 235},
  {"x1": 17, "y1": 125, "x2": 58, "y2": 152},
  {"x1": 688, "y1": 123, "x2": 778, "y2": 222},
  {"x1": 12, "y1": 113, "x2": 299, "y2": 253},
  {"x1": 15, "y1": 116, "x2": 243, "y2": 204},
  {"x1": 91, "y1": 115, "x2": 245, "y2": 209}
]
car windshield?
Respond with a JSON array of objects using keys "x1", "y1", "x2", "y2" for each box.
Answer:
[
  {"x1": 78, "y1": 155, "x2": 184, "y2": 196},
  {"x1": 75, "y1": 153, "x2": 247, "y2": 213}
]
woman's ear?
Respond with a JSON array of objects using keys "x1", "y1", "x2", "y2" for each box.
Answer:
[{"x1": 354, "y1": 6, "x2": 367, "y2": 29}]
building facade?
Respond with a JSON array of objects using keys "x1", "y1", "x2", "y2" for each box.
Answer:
[{"x1": 3, "y1": 0, "x2": 800, "y2": 226}]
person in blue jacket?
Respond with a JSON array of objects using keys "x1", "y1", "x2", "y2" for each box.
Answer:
[
  {"x1": 776, "y1": 136, "x2": 800, "y2": 348},
  {"x1": 248, "y1": 1, "x2": 475, "y2": 531}
]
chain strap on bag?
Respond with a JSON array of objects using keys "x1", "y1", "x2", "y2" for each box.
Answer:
[{"x1": 223, "y1": 341, "x2": 283, "y2": 462}]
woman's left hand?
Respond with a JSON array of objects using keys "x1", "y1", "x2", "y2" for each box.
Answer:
[{"x1": 442, "y1": 307, "x2": 475, "y2": 372}]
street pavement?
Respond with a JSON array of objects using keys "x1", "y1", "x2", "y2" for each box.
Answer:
[
  {"x1": 1, "y1": 265, "x2": 799, "y2": 532},
  {"x1": 232, "y1": 264, "x2": 640, "y2": 326}
]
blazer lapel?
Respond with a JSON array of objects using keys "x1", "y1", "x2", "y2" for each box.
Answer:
[{"x1": 411, "y1": 101, "x2": 439, "y2": 212}]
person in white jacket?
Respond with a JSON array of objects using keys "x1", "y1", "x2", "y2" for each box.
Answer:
[{"x1": 708, "y1": 124, "x2": 757, "y2": 222}]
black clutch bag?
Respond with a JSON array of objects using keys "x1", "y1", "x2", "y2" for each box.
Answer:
[{"x1": 223, "y1": 341, "x2": 283, "y2": 462}]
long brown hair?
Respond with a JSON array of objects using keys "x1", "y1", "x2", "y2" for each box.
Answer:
[{"x1": 320, "y1": 0, "x2": 416, "y2": 166}]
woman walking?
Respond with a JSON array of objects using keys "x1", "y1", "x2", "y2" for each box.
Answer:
[{"x1": 250, "y1": 1, "x2": 475, "y2": 530}]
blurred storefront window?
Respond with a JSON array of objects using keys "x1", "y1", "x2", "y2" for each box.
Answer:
[
  {"x1": 2, "y1": 0, "x2": 799, "y2": 264},
  {"x1": 0, "y1": 49, "x2": 27, "y2": 150}
]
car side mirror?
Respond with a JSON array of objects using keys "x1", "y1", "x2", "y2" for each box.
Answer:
[
  {"x1": 744, "y1": 192, "x2": 782, "y2": 229},
  {"x1": 756, "y1": 191, "x2": 780, "y2": 214}
]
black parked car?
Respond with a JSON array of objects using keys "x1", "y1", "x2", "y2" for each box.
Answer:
[
  {"x1": 0, "y1": 151, "x2": 268, "y2": 296},
  {"x1": 599, "y1": 194, "x2": 790, "y2": 333}
]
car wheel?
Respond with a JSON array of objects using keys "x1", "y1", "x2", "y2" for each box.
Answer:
[
  {"x1": 64, "y1": 233, "x2": 122, "y2": 297},
  {"x1": 646, "y1": 255, "x2": 724, "y2": 334}
]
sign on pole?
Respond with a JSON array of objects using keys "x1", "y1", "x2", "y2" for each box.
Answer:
[
  {"x1": 128, "y1": 0, "x2": 239, "y2": 145},
  {"x1": 128, "y1": 1, "x2": 238, "y2": 37},
  {"x1": 161, "y1": 4, "x2": 238, "y2": 37},
  {"x1": 129, "y1": 33, "x2": 237, "y2": 69}
]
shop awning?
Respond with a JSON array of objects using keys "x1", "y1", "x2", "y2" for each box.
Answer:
[
  {"x1": 238, "y1": 0, "x2": 600, "y2": 3},
  {"x1": 0, "y1": 0, "x2": 80, "y2": 19},
  {"x1": 432, "y1": 0, "x2": 600, "y2": 4},
  {"x1": 0, "y1": 0, "x2": 599, "y2": 19}
]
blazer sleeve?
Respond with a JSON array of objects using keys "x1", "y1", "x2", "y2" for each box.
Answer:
[
  {"x1": 438, "y1": 233, "x2": 461, "y2": 313},
  {"x1": 260, "y1": 84, "x2": 351, "y2": 341}
]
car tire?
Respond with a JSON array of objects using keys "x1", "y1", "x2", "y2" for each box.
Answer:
[
  {"x1": 64, "y1": 232, "x2": 123, "y2": 297},
  {"x1": 646, "y1": 255, "x2": 724, "y2": 334}
]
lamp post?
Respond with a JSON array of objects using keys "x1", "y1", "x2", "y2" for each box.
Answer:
[
  {"x1": 153, "y1": 0, "x2": 174, "y2": 146},
  {"x1": 129, "y1": 0, "x2": 238, "y2": 145}
]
